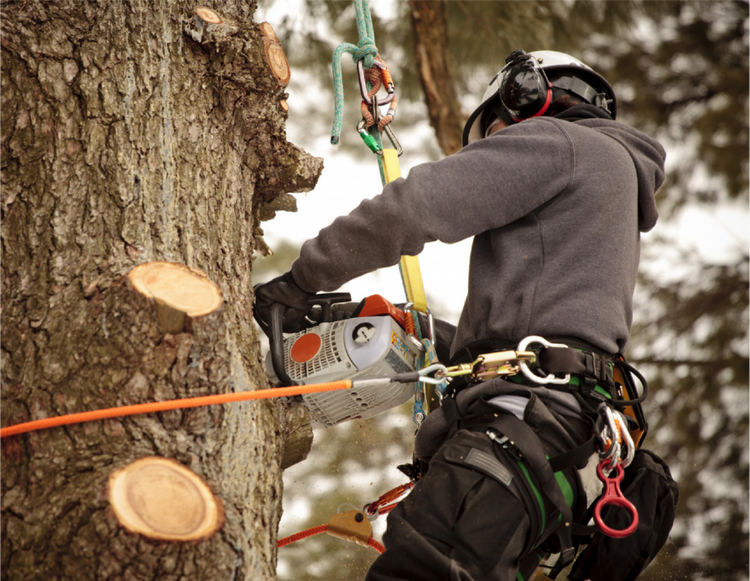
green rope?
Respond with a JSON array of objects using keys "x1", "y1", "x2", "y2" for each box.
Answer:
[{"x1": 330, "y1": 0, "x2": 379, "y2": 145}]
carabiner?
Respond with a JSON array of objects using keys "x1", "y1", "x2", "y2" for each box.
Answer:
[
  {"x1": 377, "y1": 123, "x2": 403, "y2": 157},
  {"x1": 594, "y1": 460, "x2": 639, "y2": 538},
  {"x1": 417, "y1": 364, "x2": 448, "y2": 385},
  {"x1": 358, "y1": 59, "x2": 395, "y2": 106},
  {"x1": 517, "y1": 336, "x2": 571, "y2": 385},
  {"x1": 357, "y1": 118, "x2": 382, "y2": 155},
  {"x1": 614, "y1": 410, "x2": 636, "y2": 468},
  {"x1": 597, "y1": 404, "x2": 621, "y2": 468}
]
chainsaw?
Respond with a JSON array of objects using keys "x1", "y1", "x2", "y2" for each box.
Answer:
[{"x1": 264, "y1": 293, "x2": 425, "y2": 429}]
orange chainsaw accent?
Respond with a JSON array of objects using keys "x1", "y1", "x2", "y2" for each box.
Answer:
[
  {"x1": 290, "y1": 333, "x2": 322, "y2": 363},
  {"x1": 354, "y1": 294, "x2": 406, "y2": 328}
]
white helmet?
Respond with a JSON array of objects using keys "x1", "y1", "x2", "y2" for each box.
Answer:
[{"x1": 462, "y1": 49, "x2": 616, "y2": 147}]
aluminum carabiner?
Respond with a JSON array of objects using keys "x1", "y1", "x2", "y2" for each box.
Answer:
[
  {"x1": 517, "y1": 336, "x2": 572, "y2": 385},
  {"x1": 597, "y1": 404, "x2": 622, "y2": 468},
  {"x1": 358, "y1": 58, "x2": 395, "y2": 106},
  {"x1": 357, "y1": 118, "x2": 382, "y2": 154},
  {"x1": 377, "y1": 123, "x2": 403, "y2": 157},
  {"x1": 614, "y1": 409, "x2": 636, "y2": 468}
]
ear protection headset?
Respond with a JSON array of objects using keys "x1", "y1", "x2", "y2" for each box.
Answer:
[{"x1": 499, "y1": 49, "x2": 554, "y2": 122}]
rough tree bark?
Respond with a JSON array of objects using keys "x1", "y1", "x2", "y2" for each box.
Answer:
[
  {"x1": 409, "y1": 0, "x2": 464, "y2": 156},
  {"x1": 1, "y1": 1, "x2": 318, "y2": 579}
]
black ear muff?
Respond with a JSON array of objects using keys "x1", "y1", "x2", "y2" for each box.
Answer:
[{"x1": 499, "y1": 50, "x2": 553, "y2": 122}]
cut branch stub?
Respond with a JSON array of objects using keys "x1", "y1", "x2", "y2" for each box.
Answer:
[
  {"x1": 194, "y1": 6, "x2": 223, "y2": 25},
  {"x1": 259, "y1": 22, "x2": 290, "y2": 86},
  {"x1": 127, "y1": 262, "x2": 223, "y2": 334},
  {"x1": 108, "y1": 457, "x2": 225, "y2": 541}
]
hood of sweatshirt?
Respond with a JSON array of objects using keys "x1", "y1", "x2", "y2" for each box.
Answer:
[{"x1": 557, "y1": 104, "x2": 665, "y2": 232}]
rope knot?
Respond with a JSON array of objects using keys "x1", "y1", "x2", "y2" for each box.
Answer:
[{"x1": 354, "y1": 40, "x2": 378, "y2": 67}]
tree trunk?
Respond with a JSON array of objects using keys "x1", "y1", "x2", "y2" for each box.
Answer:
[
  {"x1": 409, "y1": 0, "x2": 464, "y2": 156},
  {"x1": 1, "y1": 1, "x2": 318, "y2": 579}
]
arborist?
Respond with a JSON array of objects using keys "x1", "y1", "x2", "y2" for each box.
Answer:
[{"x1": 254, "y1": 49, "x2": 677, "y2": 581}]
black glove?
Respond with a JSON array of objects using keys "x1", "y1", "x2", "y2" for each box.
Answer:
[{"x1": 253, "y1": 271, "x2": 315, "y2": 334}]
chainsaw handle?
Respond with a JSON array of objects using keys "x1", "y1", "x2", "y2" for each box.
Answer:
[
  {"x1": 269, "y1": 304, "x2": 297, "y2": 387},
  {"x1": 268, "y1": 293, "x2": 352, "y2": 387},
  {"x1": 308, "y1": 292, "x2": 352, "y2": 322}
]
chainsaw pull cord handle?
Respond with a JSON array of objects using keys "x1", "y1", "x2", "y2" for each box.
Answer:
[{"x1": 269, "y1": 304, "x2": 297, "y2": 387}]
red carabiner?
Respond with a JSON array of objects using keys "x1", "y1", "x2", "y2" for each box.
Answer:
[{"x1": 594, "y1": 459, "x2": 639, "y2": 538}]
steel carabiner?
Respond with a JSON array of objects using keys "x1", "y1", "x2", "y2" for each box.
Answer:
[{"x1": 379, "y1": 122, "x2": 403, "y2": 157}]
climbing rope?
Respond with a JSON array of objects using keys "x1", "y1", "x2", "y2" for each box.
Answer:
[{"x1": 330, "y1": 0, "x2": 379, "y2": 144}]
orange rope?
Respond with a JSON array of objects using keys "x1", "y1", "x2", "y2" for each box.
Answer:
[
  {"x1": 0, "y1": 380, "x2": 353, "y2": 439},
  {"x1": 277, "y1": 524, "x2": 329, "y2": 548},
  {"x1": 368, "y1": 537, "x2": 386, "y2": 554},
  {"x1": 277, "y1": 524, "x2": 385, "y2": 554}
]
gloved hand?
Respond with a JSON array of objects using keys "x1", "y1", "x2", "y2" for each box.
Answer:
[{"x1": 253, "y1": 271, "x2": 316, "y2": 334}]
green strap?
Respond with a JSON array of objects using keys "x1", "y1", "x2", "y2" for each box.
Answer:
[{"x1": 330, "y1": 0, "x2": 379, "y2": 144}]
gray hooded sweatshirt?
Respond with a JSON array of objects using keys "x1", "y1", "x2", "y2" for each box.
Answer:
[{"x1": 291, "y1": 108, "x2": 666, "y2": 356}]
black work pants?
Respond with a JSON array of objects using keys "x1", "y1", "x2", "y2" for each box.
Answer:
[{"x1": 365, "y1": 429, "x2": 545, "y2": 581}]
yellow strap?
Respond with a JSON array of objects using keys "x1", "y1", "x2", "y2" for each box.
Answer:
[
  {"x1": 381, "y1": 149, "x2": 428, "y2": 313},
  {"x1": 381, "y1": 148, "x2": 402, "y2": 182}
]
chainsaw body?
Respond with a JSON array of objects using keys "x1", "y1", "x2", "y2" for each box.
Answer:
[{"x1": 265, "y1": 295, "x2": 422, "y2": 428}]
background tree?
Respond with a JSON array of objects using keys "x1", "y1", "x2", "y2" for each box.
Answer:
[{"x1": 1, "y1": 1, "x2": 319, "y2": 579}]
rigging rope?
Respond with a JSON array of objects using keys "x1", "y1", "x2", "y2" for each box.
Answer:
[{"x1": 0, "y1": 380, "x2": 353, "y2": 438}]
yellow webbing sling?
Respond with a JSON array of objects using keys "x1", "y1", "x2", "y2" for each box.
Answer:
[{"x1": 381, "y1": 148, "x2": 428, "y2": 314}]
